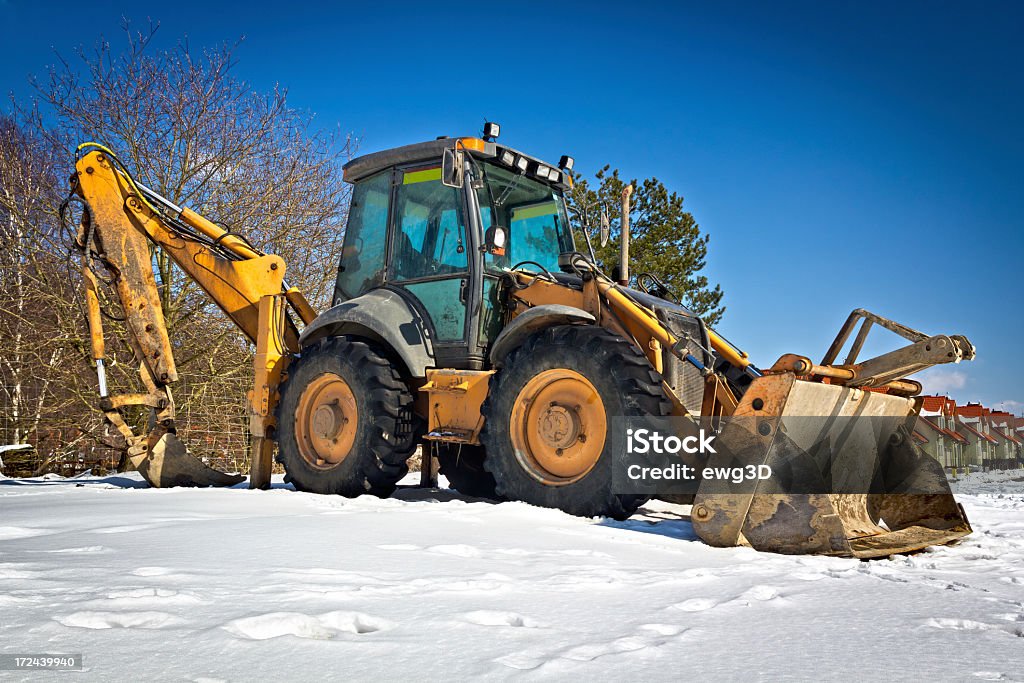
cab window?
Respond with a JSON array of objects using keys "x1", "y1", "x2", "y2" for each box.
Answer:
[
  {"x1": 391, "y1": 166, "x2": 468, "y2": 281},
  {"x1": 335, "y1": 170, "x2": 390, "y2": 301},
  {"x1": 475, "y1": 163, "x2": 573, "y2": 273}
]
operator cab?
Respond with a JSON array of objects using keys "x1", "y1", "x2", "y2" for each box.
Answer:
[{"x1": 335, "y1": 134, "x2": 575, "y2": 370}]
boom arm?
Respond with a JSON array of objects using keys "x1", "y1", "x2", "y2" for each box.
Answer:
[{"x1": 71, "y1": 145, "x2": 317, "y2": 488}]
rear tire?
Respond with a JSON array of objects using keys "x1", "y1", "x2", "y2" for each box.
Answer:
[
  {"x1": 435, "y1": 444, "x2": 500, "y2": 499},
  {"x1": 480, "y1": 325, "x2": 671, "y2": 520},
  {"x1": 276, "y1": 336, "x2": 416, "y2": 497}
]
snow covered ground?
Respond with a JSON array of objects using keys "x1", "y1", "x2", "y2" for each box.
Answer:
[{"x1": 1, "y1": 469, "x2": 1022, "y2": 681}]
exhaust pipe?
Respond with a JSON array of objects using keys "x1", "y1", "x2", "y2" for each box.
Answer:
[{"x1": 618, "y1": 185, "x2": 633, "y2": 286}]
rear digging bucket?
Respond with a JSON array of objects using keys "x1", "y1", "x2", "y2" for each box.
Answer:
[{"x1": 128, "y1": 428, "x2": 245, "y2": 488}]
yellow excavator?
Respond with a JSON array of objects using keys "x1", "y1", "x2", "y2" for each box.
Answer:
[{"x1": 66, "y1": 131, "x2": 975, "y2": 558}]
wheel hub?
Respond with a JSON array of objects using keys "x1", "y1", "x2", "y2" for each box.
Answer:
[
  {"x1": 510, "y1": 369, "x2": 607, "y2": 485},
  {"x1": 295, "y1": 373, "x2": 358, "y2": 469},
  {"x1": 537, "y1": 403, "x2": 581, "y2": 450},
  {"x1": 312, "y1": 401, "x2": 348, "y2": 440}
]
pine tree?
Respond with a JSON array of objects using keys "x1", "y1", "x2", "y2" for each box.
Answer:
[{"x1": 567, "y1": 166, "x2": 725, "y2": 326}]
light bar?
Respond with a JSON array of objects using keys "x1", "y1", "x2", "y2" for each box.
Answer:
[
  {"x1": 499, "y1": 149, "x2": 515, "y2": 166},
  {"x1": 514, "y1": 155, "x2": 529, "y2": 173}
]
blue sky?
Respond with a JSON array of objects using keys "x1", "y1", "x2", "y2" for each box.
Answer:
[{"x1": 2, "y1": 1, "x2": 1021, "y2": 411}]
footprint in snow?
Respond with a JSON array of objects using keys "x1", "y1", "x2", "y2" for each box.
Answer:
[
  {"x1": 464, "y1": 611, "x2": 540, "y2": 628},
  {"x1": 672, "y1": 586, "x2": 781, "y2": 613},
  {"x1": 55, "y1": 610, "x2": 184, "y2": 630},
  {"x1": 672, "y1": 597, "x2": 719, "y2": 612},
  {"x1": 222, "y1": 611, "x2": 392, "y2": 640},
  {"x1": 639, "y1": 623, "x2": 686, "y2": 636},
  {"x1": 92, "y1": 587, "x2": 203, "y2": 607},
  {"x1": 739, "y1": 585, "x2": 781, "y2": 602},
  {"x1": 497, "y1": 624, "x2": 687, "y2": 670},
  {"x1": 926, "y1": 618, "x2": 994, "y2": 631},
  {"x1": 680, "y1": 567, "x2": 718, "y2": 580},
  {"x1": 561, "y1": 635, "x2": 650, "y2": 662}
]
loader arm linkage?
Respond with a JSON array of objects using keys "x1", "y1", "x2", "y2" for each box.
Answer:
[
  {"x1": 71, "y1": 144, "x2": 317, "y2": 488},
  {"x1": 510, "y1": 259, "x2": 975, "y2": 557},
  {"x1": 510, "y1": 262, "x2": 974, "y2": 417}
]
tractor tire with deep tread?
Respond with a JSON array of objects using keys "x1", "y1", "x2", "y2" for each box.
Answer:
[
  {"x1": 435, "y1": 444, "x2": 501, "y2": 499},
  {"x1": 480, "y1": 324, "x2": 671, "y2": 520},
  {"x1": 275, "y1": 336, "x2": 416, "y2": 497}
]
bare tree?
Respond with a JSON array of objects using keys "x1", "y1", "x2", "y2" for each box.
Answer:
[{"x1": 0, "y1": 21, "x2": 353, "y2": 474}]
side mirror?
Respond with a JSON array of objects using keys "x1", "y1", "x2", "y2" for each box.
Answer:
[
  {"x1": 599, "y1": 209, "x2": 610, "y2": 247},
  {"x1": 441, "y1": 148, "x2": 464, "y2": 188},
  {"x1": 484, "y1": 225, "x2": 507, "y2": 257}
]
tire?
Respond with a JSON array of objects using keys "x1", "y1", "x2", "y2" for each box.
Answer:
[
  {"x1": 275, "y1": 336, "x2": 416, "y2": 497},
  {"x1": 435, "y1": 443, "x2": 500, "y2": 499},
  {"x1": 480, "y1": 324, "x2": 671, "y2": 520}
]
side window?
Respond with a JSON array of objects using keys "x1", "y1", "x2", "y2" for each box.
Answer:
[
  {"x1": 335, "y1": 171, "x2": 391, "y2": 301},
  {"x1": 392, "y1": 166, "x2": 468, "y2": 281}
]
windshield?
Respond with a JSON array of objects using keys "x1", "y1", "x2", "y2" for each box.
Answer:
[{"x1": 474, "y1": 162, "x2": 574, "y2": 273}]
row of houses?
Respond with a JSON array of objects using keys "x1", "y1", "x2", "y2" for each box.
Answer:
[{"x1": 914, "y1": 395, "x2": 1024, "y2": 472}]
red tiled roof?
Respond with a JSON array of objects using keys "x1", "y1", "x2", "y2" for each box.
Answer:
[
  {"x1": 957, "y1": 420, "x2": 999, "y2": 444},
  {"x1": 920, "y1": 395, "x2": 956, "y2": 415},
  {"x1": 955, "y1": 403, "x2": 990, "y2": 418},
  {"x1": 991, "y1": 427, "x2": 1022, "y2": 446},
  {"x1": 920, "y1": 416, "x2": 968, "y2": 443},
  {"x1": 912, "y1": 430, "x2": 929, "y2": 444}
]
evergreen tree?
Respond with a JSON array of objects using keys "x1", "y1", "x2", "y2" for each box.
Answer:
[{"x1": 567, "y1": 166, "x2": 725, "y2": 326}]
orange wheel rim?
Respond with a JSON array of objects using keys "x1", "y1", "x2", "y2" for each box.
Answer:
[
  {"x1": 295, "y1": 373, "x2": 358, "y2": 470},
  {"x1": 510, "y1": 369, "x2": 606, "y2": 486}
]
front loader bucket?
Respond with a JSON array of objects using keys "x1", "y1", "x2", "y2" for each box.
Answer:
[
  {"x1": 128, "y1": 429, "x2": 245, "y2": 488},
  {"x1": 691, "y1": 374, "x2": 971, "y2": 558}
]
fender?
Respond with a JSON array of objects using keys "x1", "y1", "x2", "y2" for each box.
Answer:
[
  {"x1": 299, "y1": 288, "x2": 435, "y2": 377},
  {"x1": 489, "y1": 304, "x2": 596, "y2": 367}
]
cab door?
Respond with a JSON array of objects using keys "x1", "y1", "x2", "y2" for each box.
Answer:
[{"x1": 389, "y1": 164, "x2": 472, "y2": 366}]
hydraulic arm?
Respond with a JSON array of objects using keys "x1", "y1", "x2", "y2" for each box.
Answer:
[{"x1": 70, "y1": 144, "x2": 316, "y2": 488}]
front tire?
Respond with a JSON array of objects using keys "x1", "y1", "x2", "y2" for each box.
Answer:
[
  {"x1": 480, "y1": 325, "x2": 671, "y2": 520},
  {"x1": 276, "y1": 336, "x2": 416, "y2": 497}
]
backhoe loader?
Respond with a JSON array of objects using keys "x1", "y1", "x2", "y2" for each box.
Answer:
[{"x1": 66, "y1": 131, "x2": 975, "y2": 557}]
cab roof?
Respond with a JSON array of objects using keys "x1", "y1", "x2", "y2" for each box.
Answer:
[{"x1": 342, "y1": 136, "x2": 571, "y2": 190}]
